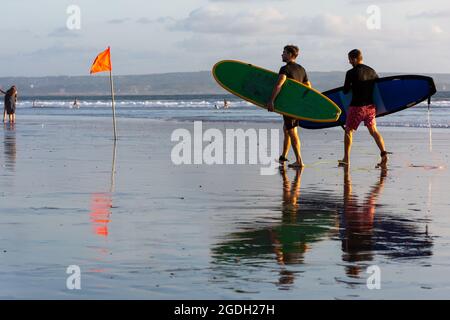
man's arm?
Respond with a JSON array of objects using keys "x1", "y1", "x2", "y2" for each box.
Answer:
[
  {"x1": 0, "y1": 89, "x2": 5, "y2": 95},
  {"x1": 267, "y1": 74, "x2": 287, "y2": 112},
  {"x1": 343, "y1": 71, "x2": 352, "y2": 94}
]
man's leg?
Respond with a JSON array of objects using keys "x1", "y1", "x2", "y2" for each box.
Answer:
[
  {"x1": 339, "y1": 129, "x2": 354, "y2": 166},
  {"x1": 282, "y1": 126, "x2": 291, "y2": 159},
  {"x1": 367, "y1": 124, "x2": 387, "y2": 167},
  {"x1": 287, "y1": 127, "x2": 303, "y2": 167}
]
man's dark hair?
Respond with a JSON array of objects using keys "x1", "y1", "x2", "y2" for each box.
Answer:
[
  {"x1": 284, "y1": 45, "x2": 300, "y2": 58},
  {"x1": 348, "y1": 49, "x2": 363, "y2": 62}
]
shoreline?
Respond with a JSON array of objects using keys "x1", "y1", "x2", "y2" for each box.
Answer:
[{"x1": 9, "y1": 114, "x2": 449, "y2": 131}]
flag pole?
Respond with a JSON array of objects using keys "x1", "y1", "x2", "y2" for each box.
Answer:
[{"x1": 109, "y1": 70, "x2": 117, "y2": 140}]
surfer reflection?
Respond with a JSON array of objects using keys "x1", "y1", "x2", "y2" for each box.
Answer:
[
  {"x1": 211, "y1": 167, "x2": 335, "y2": 289},
  {"x1": 3, "y1": 123, "x2": 16, "y2": 172},
  {"x1": 339, "y1": 166, "x2": 433, "y2": 278},
  {"x1": 340, "y1": 166, "x2": 385, "y2": 277},
  {"x1": 269, "y1": 167, "x2": 305, "y2": 286}
]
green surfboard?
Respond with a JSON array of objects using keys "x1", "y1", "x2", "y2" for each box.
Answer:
[{"x1": 212, "y1": 60, "x2": 341, "y2": 122}]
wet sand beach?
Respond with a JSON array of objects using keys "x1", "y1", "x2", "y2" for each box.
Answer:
[{"x1": 0, "y1": 116, "x2": 449, "y2": 299}]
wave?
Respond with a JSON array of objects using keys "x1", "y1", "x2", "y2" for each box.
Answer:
[
  {"x1": 19, "y1": 100, "x2": 254, "y2": 109},
  {"x1": 17, "y1": 99, "x2": 450, "y2": 109}
]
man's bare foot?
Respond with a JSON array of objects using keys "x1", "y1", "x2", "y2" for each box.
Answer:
[
  {"x1": 277, "y1": 155, "x2": 289, "y2": 164},
  {"x1": 376, "y1": 151, "x2": 388, "y2": 169},
  {"x1": 376, "y1": 155, "x2": 388, "y2": 169},
  {"x1": 288, "y1": 162, "x2": 304, "y2": 168}
]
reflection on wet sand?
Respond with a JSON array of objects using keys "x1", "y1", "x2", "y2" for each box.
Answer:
[
  {"x1": 90, "y1": 192, "x2": 113, "y2": 237},
  {"x1": 211, "y1": 167, "x2": 337, "y2": 289},
  {"x1": 339, "y1": 166, "x2": 433, "y2": 280},
  {"x1": 212, "y1": 165, "x2": 434, "y2": 291},
  {"x1": 89, "y1": 141, "x2": 117, "y2": 238},
  {"x1": 340, "y1": 166, "x2": 385, "y2": 277},
  {"x1": 88, "y1": 142, "x2": 116, "y2": 271},
  {"x1": 3, "y1": 123, "x2": 16, "y2": 172}
]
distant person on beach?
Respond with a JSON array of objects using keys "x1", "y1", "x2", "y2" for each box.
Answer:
[
  {"x1": 339, "y1": 49, "x2": 388, "y2": 168},
  {"x1": 72, "y1": 98, "x2": 80, "y2": 109},
  {"x1": 267, "y1": 45, "x2": 311, "y2": 168},
  {"x1": 2, "y1": 86, "x2": 18, "y2": 124},
  {"x1": 223, "y1": 99, "x2": 229, "y2": 109},
  {"x1": 0, "y1": 87, "x2": 5, "y2": 120}
]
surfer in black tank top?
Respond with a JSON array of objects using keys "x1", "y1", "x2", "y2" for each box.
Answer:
[
  {"x1": 267, "y1": 45, "x2": 311, "y2": 169},
  {"x1": 339, "y1": 49, "x2": 388, "y2": 169}
]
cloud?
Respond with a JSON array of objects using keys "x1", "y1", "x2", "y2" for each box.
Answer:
[
  {"x1": 431, "y1": 25, "x2": 444, "y2": 34},
  {"x1": 168, "y1": 6, "x2": 288, "y2": 35},
  {"x1": 297, "y1": 14, "x2": 367, "y2": 37},
  {"x1": 136, "y1": 17, "x2": 153, "y2": 24},
  {"x1": 48, "y1": 27, "x2": 81, "y2": 38},
  {"x1": 407, "y1": 10, "x2": 450, "y2": 20},
  {"x1": 349, "y1": 0, "x2": 415, "y2": 3},
  {"x1": 107, "y1": 18, "x2": 131, "y2": 25},
  {"x1": 24, "y1": 45, "x2": 95, "y2": 58},
  {"x1": 164, "y1": 6, "x2": 368, "y2": 39},
  {"x1": 136, "y1": 16, "x2": 175, "y2": 25},
  {"x1": 209, "y1": 0, "x2": 288, "y2": 1}
]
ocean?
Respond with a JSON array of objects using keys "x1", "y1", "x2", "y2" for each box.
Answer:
[{"x1": 17, "y1": 92, "x2": 450, "y2": 128}]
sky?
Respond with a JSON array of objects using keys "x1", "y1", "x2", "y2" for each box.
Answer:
[{"x1": 1, "y1": 0, "x2": 449, "y2": 76}]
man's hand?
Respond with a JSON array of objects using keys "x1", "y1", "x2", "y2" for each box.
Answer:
[{"x1": 267, "y1": 101, "x2": 275, "y2": 112}]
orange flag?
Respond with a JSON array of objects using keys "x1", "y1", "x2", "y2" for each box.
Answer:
[{"x1": 90, "y1": 47, "x2": 112, "y2": 74}]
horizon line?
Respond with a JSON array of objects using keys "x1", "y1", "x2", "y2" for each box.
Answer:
[{"x1": 1, "y1": 70, "x2": 450, "y2": 79}]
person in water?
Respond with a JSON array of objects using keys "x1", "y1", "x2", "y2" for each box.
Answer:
[
  {"x1": 267, "y1": 45, "x2": 311, "y2": 168},
  {"x1": 2, "y1": 86, "x2": 18, "y2": 124},
  {"x1": 339, "y1": 49, "x2": 388, "y2": 168},
  {"x1": 73, "y1": 98, "x2": 80, "y2": 109}
]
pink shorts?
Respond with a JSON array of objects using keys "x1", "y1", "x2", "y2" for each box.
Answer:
[{"x1": 345, "y1": 105, "x2": 376, "y2": 131}]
